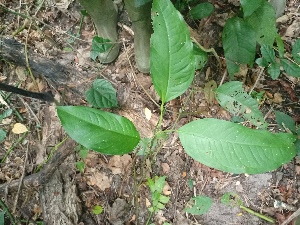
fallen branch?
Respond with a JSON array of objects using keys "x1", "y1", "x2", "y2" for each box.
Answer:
[{"x1": 0, "y1": 138, "x2": 75, "y2": 194}]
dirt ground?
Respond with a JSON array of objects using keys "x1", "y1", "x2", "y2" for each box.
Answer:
[{"x1": 0, "y1": 0, "x2": 300, "y2": 225}]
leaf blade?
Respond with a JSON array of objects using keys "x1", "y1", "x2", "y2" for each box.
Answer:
[
  {"x1": 85, "y1": 79, "x2": 118, "y2": 108},
  {"x1": 150, "y1": 0, "x2": 195, "y2": 104},
  {"x1": 245, "y1": 1, "x2": 277, "y2": 46},
  {"x1": 57, "y1": 106, "x2": 140, "y2": 155},
  {"x1": 215, "y1": 81, "x2": 268, "y2": 129},
  {"x1": 178, "y1": 118, "x2": 296, "y2": 174},
  {"x1": 222, "y1": 17, "x2": 256, "y2": 78}
]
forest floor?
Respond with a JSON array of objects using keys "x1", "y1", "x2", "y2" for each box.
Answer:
[{"x1": 0, "y1": 0, "x2": 300, "y2": 225}]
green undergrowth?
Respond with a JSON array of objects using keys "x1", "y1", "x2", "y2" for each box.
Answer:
[{"x1": 55, "y1": 0, "x2": 300, "y2": 222}]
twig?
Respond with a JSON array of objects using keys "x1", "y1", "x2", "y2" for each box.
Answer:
[
  {"x1": 18, "y1": 96, "x2": 41, "y2": 125},
  {"x1": 122, "y1": 41, "x2": 160, "y2": 108},
  {"x1": 12, "y1": 142, "x2": 29, "y2": 213},
  {"x1": 249, "y1": 66, "x2": 264, "y2": 94},
  {"x1": 281, "y1": 207, "x2": 300, "y2": 225},
  {"x1": 0, "y1": 138, "x2": 75, "y2": 194},
  {"x1": 1, "y1": 132, "x2": 27, "y2": 163}
]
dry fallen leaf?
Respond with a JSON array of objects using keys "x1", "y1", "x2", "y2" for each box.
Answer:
[
  {"x1": 144, "y1": 107, "x2": 152, "y2": 121},
  {"x1": 87, "y1": 172, "x2": 111, "y2": 191},
  {"x1": 145, "y1": 198, "x2": 151, "y2": 207},
  {"x1": 12, "y1": 123, "x2": 28, "y2": 134},
  {"x1": 163, "y1": 182, "x2": 171, "y2": 196},
  {"x1": 108, "y1": 154, "x2": 132, "y2": 175},
  {"x1": 273, "y1": 92, "x2": 283, "y2": 104},
  {"x1": 161, "y1": 163, "x2": 170, "y2": 174}
]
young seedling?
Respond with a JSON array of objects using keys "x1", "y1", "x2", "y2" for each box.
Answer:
[
  {"x1": 221, "y1": 193, "x2": 275, "y2": 223},
  {"x1": 146, "y1": 176, "x2": 170, "y2": 224}
]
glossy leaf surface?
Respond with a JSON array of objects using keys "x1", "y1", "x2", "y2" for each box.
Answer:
[
  {"x1": 57, "y1": 106, "x2": 140, "y2": 155},
  {"x1": 178, "y1": 118, "x2": 296, "y2": 174},
  {"x1": 150, "y1": 0, "x2": 195, "y2": 104}
]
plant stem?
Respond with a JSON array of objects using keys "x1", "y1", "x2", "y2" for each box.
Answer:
[
  {"x1": 145, "y1": 210, "x2": 154, "y2": 225},
  {"x1": 1, "y1": 132, "x2": 27, "y2": 163},
  {"x1": 0, "y1": 198, "x2": 16, "y2": 225},
  {"x1": 240, "y1": 205, "x2": 275, "y2": 223},
  {"x1": 158, "y1": 103, "x2": 164, "y2": 129}
]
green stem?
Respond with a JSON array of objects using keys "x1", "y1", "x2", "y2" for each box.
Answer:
[
  {"x1": 240, "y1": 205, "x2": 275, "y2": 223},
  {"x1": 35, "y1": 137, "x2": 68, "y2": 172},
  {"x1": 1, "y1": 132, "x2": 27, "y2": 163},
  {"x1": 158, "y1": 103, "x2": 164, "y2": 129},
  {"x1": 146, "y1": 210, "x2": 154, "y2": 225},
  {"x1": 0, "y1": 199, "x2": 16, "y2": 225}
]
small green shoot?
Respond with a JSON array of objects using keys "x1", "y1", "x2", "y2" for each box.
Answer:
[
  {"x1": 90, "y1": 36, "x2": 113, "y2": 61},
  {"x1": 221, "y1": 193, "x2": 275, "y2": 223},
  {"x1": 76, "y1": 161, "x2": 85, "y2": 173},
  {"x1": 187, "y1": 179, "x2": 194, "y2": 190},
  {"x1": 92, "y1": 205, "x2": 103, "y2": 215},
  {"x1": 75, "y1": 145, "x2": 89, "y2": 173},
  {"x1": 184, "y1": 196, "x2": 212, "y2": 215},
  {"x1": 146, "y1": 176, "x2": 170, "y2": 224}
]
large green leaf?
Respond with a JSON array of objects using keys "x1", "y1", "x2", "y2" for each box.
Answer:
[
  {"x1": 240, "y1": 0, "x2": 263, "y2": 17},
  {"x1": 245, "y1": 1, "x2": 277, "y2": 46},
  {"x1": 215, "y1": 81, "x2": 268, "y2": 129},
  {"x1": 222, "y1": 17, "x2": 256, "y2": 78},
  {"x1": 57, "y1": 106, "x2": 140, "y2": 155},
  {"x1": 150, "y1": 0, "x2": 195, "y2": 104},
  {"x1": 178, "y1": 118, "x2": 296, "y2": 174}
]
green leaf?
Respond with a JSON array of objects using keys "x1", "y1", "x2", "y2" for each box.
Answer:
[
  {"x1": 0, "y1": 108, "x2": 12, "y2": 121},
  {"x1": 295, "y1": 139, "x2": 300, "y2": 156},
  {"x1": 261, "y1": 45, "x2": 276, "y2": 63},
  {"x1": 151, "y1": 0, "x2": 195, "y2": 104},
  {"x1": 0, "y1": 129, "x2": 6, "y2": 142},
  {"x1": 240, "y1": 0, "x2": 263, "y2": 17},
  {"x1": 159, "y1": 195, "x2": 170, "y2": 204},
  {"x1": 268, "y1": 62, "x2": 281, "y2": 79},
  {"x1": 292, "y1": 39, "x2": 300, "y2": 64},
  {"x1": 275, "y1": 111, "x2": 296, "y2": 134},
  {"x1": 193, "y1": 44, "x2": 208, "y2": 70},
  {"x1": 147, "y1": 176, "x2": 166, "y2": 193},
  {"x1": 281, "y1": 59, "x2": 300, "y2": 77},
  {"x1": 185, "y1": 196, "x2": 212, "y2": 215},
  {"x1": 57, "y1": 106, "x2": 140, "y2": 155},
  {"x1": 90, "y1": 36, "x2": 112, "y2": 61},
  {"x1": 221, "y1": 193, "x2": 242, "y2": 206},
  {"x1": 0, "y1": 211, "x2": 4, "y2": 225},
  {"x1": 215, "y1": 81, "x2": 268, "y2": 129},
  {"x1": 178, "y1": 118, "x2": 296, "y2": 174},
  {"x1": 76, "y1": 161, "x2": 85, "y2": 173},
  {"x1": 275, "y1": 34, "x2": 285, "y2": 58},
  {"x1": 255, "y1": 57, "x2": 269, "y2": 67},
  {"x1": 222, "y1": 17, "x2": 256, "y2": 78},
  {"x1": 189, "y1": 3, "x2": 214, "y2": 20},
  {"x1": 134, "y1": 0, "x2": 152, "y2": 7},
  {"x1": 244, "y1": 1, "x2": 277, "y2": 46},
  {"x1": 85, "y1": 79, "x2": 118, "y2": 108},
  {"x1": 92, "y1": 205, "x2": 103, "y2": 215},
  {"x1": 81, "y1": 9, "x2": 88, "y2": 16},
  {"x1": 188, "y1": 179, "x2": 194, "y2": 190},
  {"x1": 78, "y1": 146, "x2": 89, "y2": 159}
]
